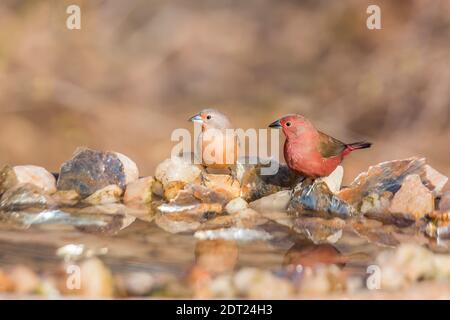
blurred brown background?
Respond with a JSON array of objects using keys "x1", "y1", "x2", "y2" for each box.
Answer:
[{"x1": 0, "y1": 0, "x2": 449, "y2": 184}]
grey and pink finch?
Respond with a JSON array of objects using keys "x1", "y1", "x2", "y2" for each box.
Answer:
[
  {"x1": 269, "y1": 114, "x2": 371, "y2": 178},
  {"x1": 189, "y1": 109, "x2": 238, "y2": 182}
]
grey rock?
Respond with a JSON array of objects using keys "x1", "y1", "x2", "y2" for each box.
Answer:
[
  {"x1": 57, "y1": 148, "x2": 138, "y2": 197},
  {"x1": 288, "y1": 180, "x2": 356, "y2": 219}
]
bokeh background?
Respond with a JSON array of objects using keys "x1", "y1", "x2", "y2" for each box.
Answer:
[{"x1": 0, "y1": 0, "x2": 449, "y2": 184}]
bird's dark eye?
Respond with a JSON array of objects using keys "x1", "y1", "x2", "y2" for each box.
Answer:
[
  {"x1": 286, "y1": 122, "x2": 291, "y2": 127},
  {"x1": 206, "y1": 115, "x2": 212, "y2": 120}
]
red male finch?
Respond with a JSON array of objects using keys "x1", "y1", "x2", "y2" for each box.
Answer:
[
  {"x1": 269, "y1": 114, "x2": 372, "y2": 179},
  {"x1": 189, "y1": 109, "x2": 239, "y2": 184}
]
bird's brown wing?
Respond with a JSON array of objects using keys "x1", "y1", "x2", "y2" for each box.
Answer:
[{"x1": 318, "y1": 131, "x2": 346, "y2": 158}]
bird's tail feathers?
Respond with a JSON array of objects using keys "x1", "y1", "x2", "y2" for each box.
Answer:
[{"x1": 346, "y1": 141, "x2": 372, "y2": 151}]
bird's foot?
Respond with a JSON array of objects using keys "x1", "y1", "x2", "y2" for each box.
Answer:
[
  {"x1": 226, "y1": 167, "x2": 239, "y2": 186},
  {"x1": 200, "y1": 169, "x2": 210, "y2": 186}
]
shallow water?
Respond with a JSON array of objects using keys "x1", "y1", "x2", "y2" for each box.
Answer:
[{"x1": 0, "y1": 204, "x2": 448, "y2": 298}]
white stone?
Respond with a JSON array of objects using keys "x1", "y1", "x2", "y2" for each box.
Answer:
[
  {"x1": 155, "y1": 157, "x2": 201, "y2": 188},
  {"x1": 249, "y1": 190, "x2": 292, "y2": 213},
  {"x1": 424, "y1": 165, "x2": 448, "y2": 196},
  {"x1": 225, "y1": 197, "x2": 248, "y2": 214},
  {"x1": 318, "y1": 165, "x2": 344, "y2": 193},
  {"x1": 114, "y1": 152, "x2": 139, "y2": 185},
  {"x1": 9, "y1": 165, "x2": 56, "y2": 194}
]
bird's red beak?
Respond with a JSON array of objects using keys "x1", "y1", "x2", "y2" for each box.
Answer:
[{"x1": 268, "y1": 119, "x2": 282, "y2": 128}]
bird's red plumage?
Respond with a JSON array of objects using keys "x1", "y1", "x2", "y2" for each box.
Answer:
[{"x1": 275, "y1": 115, "x2": 371, "y2": 178}]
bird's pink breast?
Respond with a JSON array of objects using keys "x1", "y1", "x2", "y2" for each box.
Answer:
[{"x1": 284, "y1": 138, "x2": 342, "y2": 178}]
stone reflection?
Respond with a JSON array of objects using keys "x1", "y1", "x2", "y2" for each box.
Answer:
[
  {"x1": 283, "y1": 240, "x2": 347, "y2": 269},
  {"x1": 194, "y1": 239, "x2": 238, "y2": 275}
]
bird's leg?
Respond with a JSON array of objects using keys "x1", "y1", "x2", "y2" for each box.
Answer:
[
  {"x1": 200, "y1": 166, "x2": 210, "y2": 186},
  {"x1": 227, "y1": 166, "x2": 238, "y2": 186}
]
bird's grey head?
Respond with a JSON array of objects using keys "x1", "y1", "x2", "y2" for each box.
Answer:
[{"x1": 189, "y1": 108, "x2": 232, "y2": 129}]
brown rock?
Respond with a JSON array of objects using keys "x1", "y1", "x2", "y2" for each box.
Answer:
[
  {"x1": 83, "y1": 185, "x2": 123, "y2": 205},
  {"x1": 151, "y1": 180, "x2": 164, "y2": 198},
  {"x1": 360, "y1": 191, "x2": 393, "y2": 215},
  {"x1": 163, "y1": 181, "x2": 186, "y2": 201},
  {"x1": 52, "y1": 190, "x2": 81, "y2": 206},
  {"x1": 123, "y1": 177, "x2": 154, "y2": 205},
  {"x1": 422, "y1": 165, "x2": 448, "y2": 196},
  {"x1": 337, "y1": 157, "x2": 426, "y2": 206},
  {"x1": 439, "y1": 191, "x2": 450, "y2": 211},
  {"x1": 200, "y1": 174, "x2": 240, "y2": 201},
  {"x1": 0, "y1": 165, "x2": 56, "y2": 195},
  {"x1": 389, "y1": 174, "x2": 434, "y2": 220},
  {"x1": 232, "y1": 208, "x2": 266, "y2": 228}
]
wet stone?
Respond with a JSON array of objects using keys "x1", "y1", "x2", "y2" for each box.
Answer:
[
  {"x1": 317, "y1": 166, "x2": 344, "y2": 194},
  {"x1": 293, "y1": 217, "x2": 345, "y2": 244},
  {"x1": 225, "y1": 197, "x2": 248, "y2": 214},
  {"x1": 376, "y1": 244, "x2": 450, "y2": 290},
  {"x1": 359, "y1": 191, "x2": 417, "y2": 227},
  {"x1": 57, "y1": 148, "x2": 138, "y2": 197},
  {"x1": 157, "y1": 184, "x2": 224, "y2": 216},
  {"x1": 349, "y1": 219, "x2": 400, "y2": 247},
  {"x1": 123, "y1": 177, "x2": 154, "y2": 205},
  {"x1": 249, "y1": 190, "x2": 291, "y2": 213},
  {"x1": 163, "y1": 181, "x2": 186, "y2": 201},
  {"x1": 337, "y1": 157, "x2": 427, "y2": 207},
  {"x1": 200, "y1": 174, "x2": 241, "y2": 201},
  {"x1": 422, "y1": 165, "x2": 448, "y2": 196},
  {"x1": 83, "y1": 184, "x2": 123, "y2": 205},
  {"x1": 0, "y1": 184, "x2": 53, "y2": 212},
  {"x1": 0, "y1": 165, "x2": 57, "y2": 195},
  {"x1": 155, "y1": 156, "x2": 201, "y2": 189},
  {"x1": 439, "y1": 191, "x2": 450, "y2": 211},
  {"x1": 389, "y1": 174, "x2": 434, "y2": 220},
  {"x1": 238, "y1": 160, "x2": 301, "y2": 202},
  {"x1": 154, "y1": 212, "x2": 202, "y2": 234},
  {"x1": 288, "y1": 181, "x2": 356, "y2": 219},
  {"x1": 424, "y1": 211, "x2": 450, "y2": 240},
  {"x1": 51, "y1": 190, "x2": 80, "y2": 206},
  {"x1": 360, "y1": 191, "x2": 393, "y2": 215},
  {"x1": 194, "y1": 228, "x2": 272, "y2": 242}
]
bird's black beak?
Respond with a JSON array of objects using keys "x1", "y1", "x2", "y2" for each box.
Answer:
[
  {"x1": 268, "y1": 119, "x2": 282, "y2": 128},
  {"x1": 189, "y1": 113, "x2": 203, "y2": 123}
]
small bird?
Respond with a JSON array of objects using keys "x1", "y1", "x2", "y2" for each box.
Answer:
[
  {"x1": 269, "y1": 114, "x2": 371, "y2": 179},
  {"x1": 189, "y1": 109, "x2": 238, "y2": 183}
]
